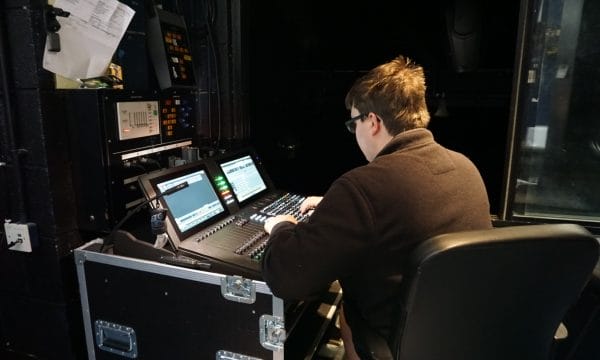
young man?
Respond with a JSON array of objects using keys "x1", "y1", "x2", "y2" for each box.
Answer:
[{"x1": 261, "y1": 55, "x2": 492, "y2": 359}]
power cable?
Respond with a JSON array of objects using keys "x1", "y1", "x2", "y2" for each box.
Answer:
[{"x1": 0, "y1": 7, "x2": 27, "y2": 222}]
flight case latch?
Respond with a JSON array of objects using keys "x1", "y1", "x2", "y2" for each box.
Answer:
[
  {"x1": 221, "y1": 275, "x2": 256, "y2": 304},
  {"x1": 259, "y1": 315, "x2": 285, "y2": 351}
]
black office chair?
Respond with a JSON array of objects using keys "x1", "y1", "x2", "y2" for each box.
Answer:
[{"x1": 388, "y1": 223, "x2": 599, "y2": 360}]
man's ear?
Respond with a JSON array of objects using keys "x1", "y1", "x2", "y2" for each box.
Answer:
[{"x1": 368, "y1": 112, "x2": 382, "y2": 135}]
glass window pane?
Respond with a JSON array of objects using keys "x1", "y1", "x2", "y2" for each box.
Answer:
[{"x1": 508, "y1": 0, "x2": 600, "y2": 224}]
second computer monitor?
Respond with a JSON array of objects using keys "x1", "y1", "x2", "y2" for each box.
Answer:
[{"x1": 217, "y1": 151, "x2": 272, "y2": 206}]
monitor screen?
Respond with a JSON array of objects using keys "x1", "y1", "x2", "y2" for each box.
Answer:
[
  {"x1": 141, "y1": 162, "x2": 228, "y2": 243},
  {"x1": 218, "y1": 154, "x2": 268, "y2": 203}
]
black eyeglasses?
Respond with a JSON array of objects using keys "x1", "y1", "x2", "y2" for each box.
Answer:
[{"x1": 345, "y1": 113, "x2": 366, "y2": 133}]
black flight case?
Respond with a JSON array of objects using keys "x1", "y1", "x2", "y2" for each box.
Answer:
[{"x1": 74, "y1": 239, "x2": 342, "y2": 360}]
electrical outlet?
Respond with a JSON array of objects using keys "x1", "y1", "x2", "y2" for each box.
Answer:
[{"x1": 4, "y1": 222, "x2": 37, "y2": 252}]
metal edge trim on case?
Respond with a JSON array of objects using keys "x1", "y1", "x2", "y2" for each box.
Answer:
[
  {"x1": 74, "y1": 239, "x2": 104, "y2": 360},
  {"x1": 271, "y1": 293, "x2": 285, "y2": 359},
  {"x1": 77, "y1": 244, "x2": 273, "y2": 293},
  {"x1": 216, "y1": 349, "x2": 263, "y2": 360}
]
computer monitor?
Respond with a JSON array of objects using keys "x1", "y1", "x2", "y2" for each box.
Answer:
[
  {"x1": 217, "y1": 152, "x2": 270, "y2": 206},
  {"x1": 139, "y1": 161, "x2": 228, "y2": 246}
]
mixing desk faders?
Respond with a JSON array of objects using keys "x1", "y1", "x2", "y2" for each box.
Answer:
[{"x1": 249, "y1": 193, "x2": 309, "y2": 223}]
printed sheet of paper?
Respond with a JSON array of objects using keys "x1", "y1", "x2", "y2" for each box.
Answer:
[{"x1": 42, "y1": 0, "x2": 135, "y2": 81}]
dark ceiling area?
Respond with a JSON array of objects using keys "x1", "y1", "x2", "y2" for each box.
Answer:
[{"x1": 244, "y1": 0, "x2": 521, "y2": 215}]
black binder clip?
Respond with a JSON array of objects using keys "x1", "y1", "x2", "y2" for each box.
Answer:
[{"x1": 45, "y1": 5, "x2": 71, "y2": 52}]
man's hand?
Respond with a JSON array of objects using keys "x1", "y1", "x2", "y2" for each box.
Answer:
[
  {"x1": 264, "y1": 214, "x2": 297, "y2": 234},
  {"x1": 300, "y1": 196, "x2": 323, "y2": 215}
]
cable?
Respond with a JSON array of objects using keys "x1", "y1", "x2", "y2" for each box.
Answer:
[
  {"x1": 0, "y1": 161, "x2": 8, "y2": 226},
  {"x1": 0, "y1": 230, "x2": 6, "y2": 252},
  {"x1": 0, "y1": 229, "x2": 22, "y2": 252},
  {"x1": 0, "y1": 6, "x2": 27, "y2": 222},
  {"x1": 123, "y1": 160, "x2": 147, "y2": 172},
  {"x1": 205, "y1": 0, "x2": 222, "y2": 147},
  {"x1": 7, "y1": 238, "x2": 22, "y2": 249},
  {"x1": 99, "y1": 181, "x2": 189, "y2": 253},
  {"x1": 174, "y1": 0, "x2": 183, "y2": 15},
  {"x1": 139, "y1": 157, "x2": 161, "y2": 170},
  {"x1": 1, "y1": 348, "x2": 41, "y2": 359}
]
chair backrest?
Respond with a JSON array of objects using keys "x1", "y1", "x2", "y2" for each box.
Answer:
[{"x1": 391, "y1": 223, "x2": 600, "y2": 360}]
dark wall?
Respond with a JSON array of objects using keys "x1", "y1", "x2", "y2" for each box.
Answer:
[
  {"x1": 0, "y1": 0, "x2": 520, "y2": 358},
  {"x1": 0, "y1": 0, "x2": 241, "y2": 358},
  {"x1": 244, "y1": 0, "x2": 520, "y2": 215},
  {"x1": 0, "y1": 1, "x2": 85, "y2": 359}
]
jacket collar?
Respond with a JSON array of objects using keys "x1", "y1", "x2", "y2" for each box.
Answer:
[{"x1": 376, "y1": 128, "x2": 435, "y2": 158}]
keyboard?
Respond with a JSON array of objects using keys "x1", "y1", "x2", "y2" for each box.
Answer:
[{"x1": 250, "y1": 193, "x2": 309, "y2": 223}]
